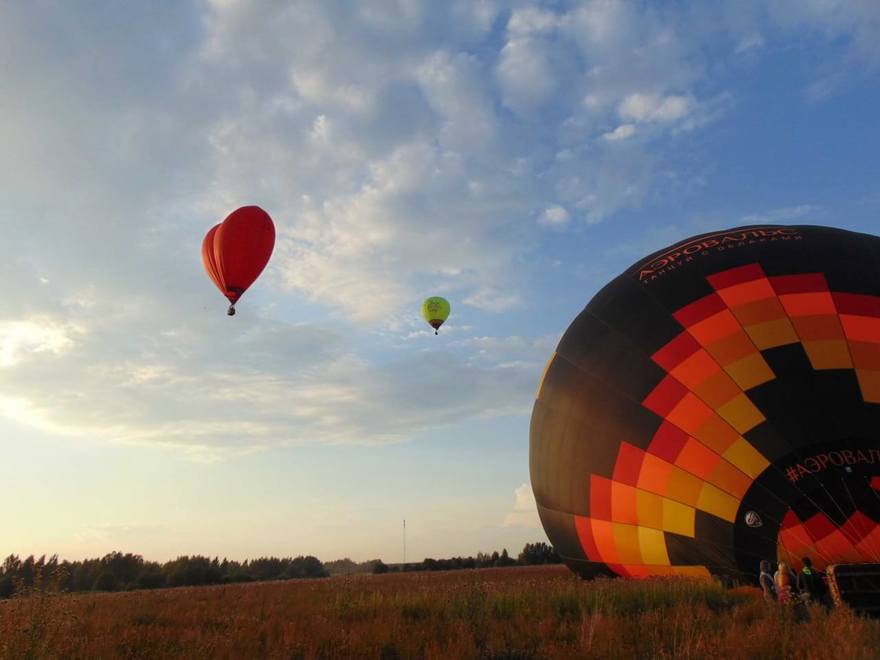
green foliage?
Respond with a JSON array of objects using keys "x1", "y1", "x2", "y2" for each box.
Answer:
[
  {"x1": 0, "y1": 575, "x2": 14, "y2": 598},
  {"x1": 517, "y1": 542, "x2": 560, "y2": 565},
  {"x1": 403, "y1": 543, "x2": 549, "y2": 572},
  {"x1": 0, "y1": 541, "x2": 564, "y2": 600},
  {"x1": 136, "y1": 569, "x2": 167, "y2": 590},
  {"x1": 0, "y1": 551, "x2": 329, "y2": 598},
  {"x1": 92, "y1": 571, "x2": 118, "y2": 592},
  {"x1": 324, "y1": 557, "x2": 381, "y2": 575}
]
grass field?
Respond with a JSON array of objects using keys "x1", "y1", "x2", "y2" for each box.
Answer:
[{"x1": 2, "y1": 565, "x2": 878, "y2": 659}]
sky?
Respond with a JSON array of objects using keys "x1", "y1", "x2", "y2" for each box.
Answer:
[{"x1": 3, "y1": 0, "x2": 880, "y2": 564}]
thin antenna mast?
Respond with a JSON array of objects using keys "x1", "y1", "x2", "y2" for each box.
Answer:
[{"x1": 403, "y1": 519, "x2": 406, "y2": 566}]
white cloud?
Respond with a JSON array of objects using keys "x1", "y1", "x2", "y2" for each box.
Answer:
[
  {"x1": 676, "y1": 92, "x2": 735, "y2": 132},
  {"x1": 767, "y1": 0, "x2": 880, "y2": 67},
  {"x1": 0, "y1": 308, "x2": 537, "y2": 454},
  {"x1": 463, "y1": 288, "x2": 521, "y2": 313},
  {"x1": 538, "y1": 204, "x2": 571, "y2": 227},
  {"x1": 603, "y1": 124, "x2": 636, "y2": 141},
  {"x1": 1, "y1": 0, "x2": 870, "y2": 454},
  {"x1": 416, "y1": 50, "x2": 496, "y2": 149},
  {"x1": 497, "y1": 6, "x2": 599, "y2": 116},
  {"x1": 273, "y1": 138, "x2": 527, "y2": 322},
  {"x1": 735, "y1": 32, "x2": 766, "y2": 54},
  {"x1": 619, "y1": 93, "x2": 692, "y2": 124},
  {"x1": 507, "y1": 7, "x2": 560, "y2": 36},
  {"x1": 503, "y1": 483, "x2": 541, "y2": 528},
  {"x1": 292, "y1": 70, "x2": 374, "y2": 113},
  {"x1": 0, "y1": 319, "x2": 79, "y2": 368},
  {"x1": 191, "y1": 0, "x2": 740, "y2": 328},
  {"x1": 451, "y1": 334, "x2": 559, "y2": 369},
  {"x1": 496, "y1": 35, "x2": 559, "y2": 113}
]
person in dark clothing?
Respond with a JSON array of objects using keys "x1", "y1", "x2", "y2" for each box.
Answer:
[
  {"x1": 797, "y1": 557, "x2": 827, "y2": 605},
  {"x1": 759, "y1": 560, "x2": 777, "y2": 602}
]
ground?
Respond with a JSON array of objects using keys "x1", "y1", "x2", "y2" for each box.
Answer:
[{"x1": 1, "y1": 565, "x2": 878, "y2": 659}]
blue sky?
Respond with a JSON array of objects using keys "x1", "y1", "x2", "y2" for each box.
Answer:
[{"x1": 2, "y1": 0, "x2": 880, "y2": 563}]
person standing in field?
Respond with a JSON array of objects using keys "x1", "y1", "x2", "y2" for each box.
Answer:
[
  {"x1": 774, "y1": 561, "x2": 797, "y2": 603},
  {"x1": 759, "y1": 560, "x2": 777, "y2": 602},
  {"x1": 797, "y1": 557, "x2": 828, "y2": 605}
]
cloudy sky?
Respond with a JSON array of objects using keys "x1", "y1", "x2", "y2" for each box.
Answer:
[{"x1": 3, "y1": 0, "x2": 880, "y2": 563}]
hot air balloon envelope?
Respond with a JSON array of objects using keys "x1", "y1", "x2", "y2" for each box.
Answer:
[
  {"x1": 202, "y1": 206, "x2": 275, "y2": 314},
  {"x1": 422, "y1": 297, "x2": 451, "y2": 334},
  {"x1": 530, "y1": 224, "x2": 880, "y2": 580}
]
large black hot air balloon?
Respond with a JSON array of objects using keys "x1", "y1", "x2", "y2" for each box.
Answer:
[{"x1": 530, "y1": 225, "x2": 880, "y2": 580}]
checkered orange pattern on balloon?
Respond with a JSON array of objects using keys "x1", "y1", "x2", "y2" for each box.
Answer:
[
  {"x1": 777, "y1": 508, "x2": 880, "y2": 571},
  {"x1": 574, "y1": 263, "x2": 880, "y2": 576}
]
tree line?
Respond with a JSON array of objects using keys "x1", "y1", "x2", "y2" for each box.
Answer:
[
  {"x1": 0, "y1": 552, "x2": 328, "y2": 598},
  {"x1": 372, "y1": 542, "x2": 560, "y2": 574},
  {"x1": 0, "y1": 542, "x2": 560, "y2": 599}
]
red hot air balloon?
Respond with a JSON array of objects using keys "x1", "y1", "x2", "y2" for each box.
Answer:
[{"x1": 202, "y1": 206, "x2": 275, "y2": 315}]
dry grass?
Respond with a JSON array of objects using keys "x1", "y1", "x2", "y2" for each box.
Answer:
[{"x1": 1, "y1": 565, "x2": 878, "y2": 659}]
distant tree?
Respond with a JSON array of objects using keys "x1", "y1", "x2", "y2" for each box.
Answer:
[
  {"x1": 2, "y1": 555, "x2": 21, "y2": 575},
  {"x1": 325, "y1": 558, "x2": 360, "y2": 575},
  {"x1": 20, "y1": 555, "x2": 37, "y2": 588},
  {"x1": 0, "y1": 549, "x2": 330, "y2": 596},
  {"x1": 517, "y1": 542, "x2": 561, "y2": 565},
  {"x1": 372, "y1": 559, "x2": 389, "y2": 574},
  {"x1": 136, "y1": 569, "x2": 166, "y2": 590},
  {"x1": 93, "y1": 571, "x2": 118, "y2": 592},
  {"x1": 0, "y1": 576, "x2": 14, "y2": 599},
  {"x1": 284, "y1": 555, "x2": 328, "y2": 579},
  {"x1": 498, "y1": 548, "x2": 516, "y2": 567},
  {"x1": 165, "y1": 556, "x2": 220, "y2": 587},
  {"x1": 69, "y1": 559, "x2": 100, "y2": 592},
  {"x1": 357, "y1": 560, "x2": 380, "y2": 574},
  {"x1": 102, "y1": 552, "x2": 144, "y2": 589},
  {"x1": 250, "y1": 557, "x2": 286, "y2": 581}
]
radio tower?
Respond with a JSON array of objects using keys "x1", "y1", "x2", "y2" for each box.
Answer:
[{"x1": 403, "y1": 519, "x2": 406, "y2": 566}]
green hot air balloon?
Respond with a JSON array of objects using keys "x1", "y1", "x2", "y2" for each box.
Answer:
[{"x1": 422, "y1": 297, "x2": 451, "y2": 335}]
